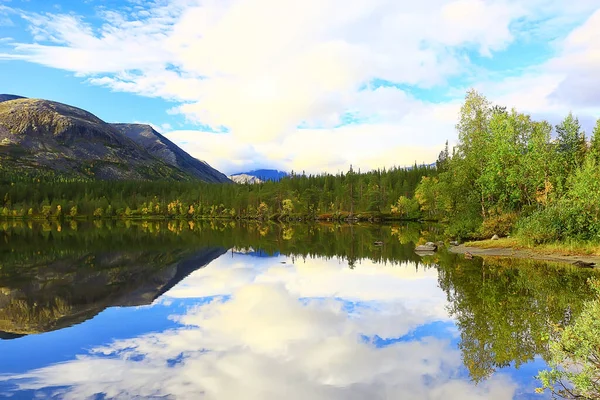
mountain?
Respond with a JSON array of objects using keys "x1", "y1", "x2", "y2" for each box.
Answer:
[
  {"x1": 228, "y1": 173, "x2": 263, "y2": 184},
  {"x1": 0, "y1": 95, "x2": 229, "y2": 182},
  {"x1": 232, "y1": 169, "x2": 288, "y2": 182},
  {"x1": 112, "y1": 124, "x2": 230, "y2": 183}
]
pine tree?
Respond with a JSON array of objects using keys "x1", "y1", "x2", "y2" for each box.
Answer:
[{"x1": 590, "y1": 119, "x2": 600, "y2": 164}]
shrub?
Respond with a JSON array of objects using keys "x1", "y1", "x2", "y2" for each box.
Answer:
[
  {"x1": 517, "y1": 198, "x2": 600, "y2": 243},
  {"x1": 481, "y1": 209, "x2": 518, "y2": 238},
  {"x1": 446, "y1": 213, "x2": 482, "y2": 241},
  {"x1": 517, "y1": 206, "x2": 561, "y2": 244}
]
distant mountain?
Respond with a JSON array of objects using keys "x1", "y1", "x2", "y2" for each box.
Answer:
[
  {"x1": 228, "y1": 173, "x2": 263, "y2": 184},
  {"x1": 112, "y1": 124, "x2": 230, "y2": 183},
  {"x1": 404, "y1": 162, "x2": 436, "y2": 170},
  {"x1": 0, "y1": 95, "x2": 230, "y2": 182},
  {"x1": 232, "y1": 169, "x2": 288, "y2": 182}
]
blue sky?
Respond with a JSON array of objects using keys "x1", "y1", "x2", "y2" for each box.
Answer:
[{"x1": 1, "y1": 0, "x2": 599, "y2": 174}]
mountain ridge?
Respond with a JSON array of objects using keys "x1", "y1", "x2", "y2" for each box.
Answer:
[
  {"x1": 0, "y1": 95, "x2": 230, "y2": 183},
  {"x1": 112, "y1": 123, "x2": 230, "y2": 183}
]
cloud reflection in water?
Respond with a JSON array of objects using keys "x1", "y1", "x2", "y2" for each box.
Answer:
[{"x1": 0, "y1": 253, "x2": 519, "y2": 399}]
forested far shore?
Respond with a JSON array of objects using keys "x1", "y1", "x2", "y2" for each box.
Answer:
[
  {"x1": 0, "y1": 165, "x2": 434, "y2": 222},
  {"x1": 2, "y1": 88, "x2": 600, "y2": 248}
]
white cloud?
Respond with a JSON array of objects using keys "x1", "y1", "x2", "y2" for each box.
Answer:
[
  {"x1": 0, "y1": 254, "x2": 520, "y2": 399},
  {"x1": 0, "y1": 4, "x2": 14, "y2": 26},
  {"x1": 1, "y1": 0, "x2": 600, "y2": 171},
  {"x1": 547, "y1": 9, "x2": 600, "y2": 110},
  {"x1": 450, "y1": 8, "x2": 600, "y2": 134},
  {"x1": 164, "y1": 91, "x2": 459, "y2": 174}
]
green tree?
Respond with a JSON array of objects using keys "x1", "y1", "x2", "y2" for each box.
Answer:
[
  {"x1": 436, "y1": 140, "x2": 450, "y2": 172},
  {"x1": 281, "y1": 199, "x2": 294, "y2": 217},
  {"x1": 391, "y1": 196, "x2": 420, "y2": 219},
  {"x1": 589, "y1": 119, "x2": 600, "y2": 164},
  {"x1": 555, "y1": 113, "x2": 586, "y2": 191},
  {"x1": 415, "y1": 177, "x2": 440, "y2": 218},
  {"x1": 455, "y1": 89, "x2": 493, "y2": 218}
]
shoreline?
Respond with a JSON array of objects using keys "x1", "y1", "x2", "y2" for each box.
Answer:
[{"x1": 450, "y1": 243, "x2": 600, "y2": 266}]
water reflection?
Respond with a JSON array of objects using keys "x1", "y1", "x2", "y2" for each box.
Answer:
[
  {"x1": 0, "y1": 247, "x2": 226, "y2": 336},
  {"x1": 435, "y1": 253, "x2": 593, "y2": 383},
  {"x1": 0, "y1": 222, "x2": 597, "y2": 399},
  {"x1": 1, "y1": 254, "x2": 517, "y2": 399}
]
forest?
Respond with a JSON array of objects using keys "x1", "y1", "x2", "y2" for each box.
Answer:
[{"x1": 0, "y1": 165, "x2": 433, "y2": 222}]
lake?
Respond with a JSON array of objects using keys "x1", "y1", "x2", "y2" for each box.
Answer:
[{"x1": 0, "y1": 220, "x2": 596, "y2": 399}]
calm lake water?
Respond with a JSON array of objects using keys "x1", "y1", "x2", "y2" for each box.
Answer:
[{"x1": 0, "y1": 221, "x2": 596, "y2": 399}]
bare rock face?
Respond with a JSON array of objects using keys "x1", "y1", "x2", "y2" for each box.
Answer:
[
  {"x1": 229, "y1": 173, "x2": 264, "y2": 184},
  {"x1": 0, "y1": 95, "x2": 230, "y2": 182}
]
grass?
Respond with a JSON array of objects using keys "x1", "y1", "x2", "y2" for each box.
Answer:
[{"x1": 465, "y1": 237, "x2": 600, "y2": 256}]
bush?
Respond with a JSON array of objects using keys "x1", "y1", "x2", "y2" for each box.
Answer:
[
  {"x1": 481, "y1": 209, "x2": 518, "y2": 238},
  {"x1": 446, "y1": 213, "x2": 482, "y2": 241},
  {"x1": 517, "y1": 199, "x2": 600, "y2": 244},
  {"x1": 517, "y1": 206, "x2": 561, "y2": 244}
]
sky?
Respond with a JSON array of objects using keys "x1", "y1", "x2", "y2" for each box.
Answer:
[{"x1": 0, "y1": 0, "x2": 600, "y2": 175}]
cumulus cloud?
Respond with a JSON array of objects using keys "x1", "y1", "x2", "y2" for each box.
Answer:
[
  {"x1": 453, "y1": 7, "x2": 600, "y2": 135},
  {"x1": 164, "y1": 91, "x2": 460, "y2": 174},
  {"x1": 1, "y1": 0, "x2": 599, "y2": 171},
  {"x1": 547, "y1": 9, "x2": 600, "y2": 109},
  {"x1": 0, "y1": 254, "x2": 519, "y2": 399}
]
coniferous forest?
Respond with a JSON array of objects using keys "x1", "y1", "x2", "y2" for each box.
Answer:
[{"x1": 0, "y1": 165, "x2": 433, "y2": 222}]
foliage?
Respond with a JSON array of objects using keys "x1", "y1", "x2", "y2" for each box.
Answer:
[
  {"x1": 590, "y1": 119, "x2": 600, "y2": 164},
  {"x1": 518, "y1": 159, "x2": 600, "y2": 243},
  {"x1": 480, "y1": 208, "x2": 518, "y2": 238},
  {"x1": 413, "y1": 89, "x2": 600, "y2": 243},
  {"x1": 390, "y1": 195, "x2": 420, "y2": 219},
  {"x1": 537, "y1": 278, "x2": 600, "y2": 399},
  {"x1": 445, "y1": 212, "x2": 483, "y2": 241}
]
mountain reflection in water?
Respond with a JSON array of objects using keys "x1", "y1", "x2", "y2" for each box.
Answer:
[{"x1": 0, "y1": 221, "x2": 596, "y2": 399}]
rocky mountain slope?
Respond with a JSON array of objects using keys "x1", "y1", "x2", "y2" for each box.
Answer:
[
  {"x1": 0, "y1": 95, "x2": 230, "y2": 182},
  {"x1": 112, "y1": 123, "x2": 229, "y2": 183}
]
